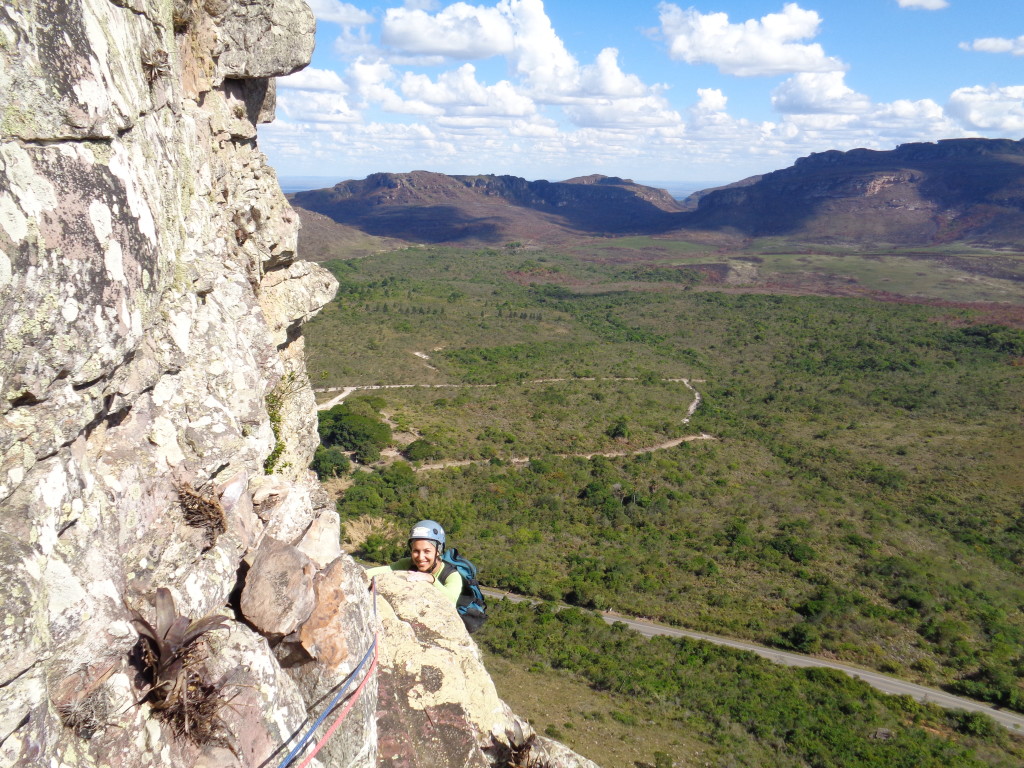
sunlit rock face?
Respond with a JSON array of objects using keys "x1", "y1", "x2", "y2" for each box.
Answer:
[
  {"x1": 373, "y1": 573, "x2": 601, "y2": 768},
  {"x1": 0, "y1": 0, "x2": 382, "y2": 765}
]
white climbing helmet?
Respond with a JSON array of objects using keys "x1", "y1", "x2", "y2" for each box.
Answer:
[{"x1": 409, "y1": 519, "x2": 445, "y2": 553}]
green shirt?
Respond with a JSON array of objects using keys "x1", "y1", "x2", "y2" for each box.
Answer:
[{"x1": 365, "y1": 557, "x2": 463, "y2": 606}]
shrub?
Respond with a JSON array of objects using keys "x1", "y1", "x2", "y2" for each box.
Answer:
[
  {"x1": 311, "y1": 445, "x2": 351, "y2": 479},
  {"x1": 129, "y1": 588, "x2": 230, "y2": 743},
  {"x1": 360, "y1": 532, "x2": 405, "y2": 563},
  {"x1": 404, "y1": 439, "x2": 442, "y2": 462},
  {"x1": 606, "y1": 417, "x2": 630, "y2": 439},
  {"x1": 318, "y1": 403, "x2": 391, "y2": 464}
]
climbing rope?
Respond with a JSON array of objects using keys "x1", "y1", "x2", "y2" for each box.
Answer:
[
  {"x1": 275, "y1": 578, "x2": 379, "y2": 768},
  {"x1": 294, "y1": 647, "x2": 379, "y2": 768}
]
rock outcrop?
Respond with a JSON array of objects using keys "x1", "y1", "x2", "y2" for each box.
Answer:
[
  {"x1": 0, "y1": 0, "x2": 381, "y2": 765},
  {"x1": 372, "y1": 573, "x2": 600, "y2": 768}
]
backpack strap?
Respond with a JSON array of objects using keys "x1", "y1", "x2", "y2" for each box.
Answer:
[{"x1": 438, "y1": 562, "x2": 457, "y2": 586}]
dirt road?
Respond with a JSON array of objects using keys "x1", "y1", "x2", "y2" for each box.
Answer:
[{"x1": 481, "y1": 588, "x2": 1024, "y2": 732}]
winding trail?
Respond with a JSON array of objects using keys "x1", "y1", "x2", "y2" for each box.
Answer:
[
  {"x1": 315, "y1": 376, "x2": 715, "y2": 468},
  {"x1": 481, "y1": 588, "x2": 1024, "y2": 733}
]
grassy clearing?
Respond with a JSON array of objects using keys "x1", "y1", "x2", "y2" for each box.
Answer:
[
  {"x1": 367, "y1": 377, "x2": 698, "y2": 461},
  {"x1": 577, "y1": 236, "x2": 712, "y2": 254},
  {"x1": 479, "y1": 601, "x2": 1024, "y2": 768}
]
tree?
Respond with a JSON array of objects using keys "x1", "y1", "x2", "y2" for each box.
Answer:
[
  {"x1": 311, "y1": 445, "x2": 350, "y2": 479},
  {"x1": 318, "y1": 403, "x2": 392, "y2": 464},
  {"x1": 404, "y1": 439, "x2": 442, "y2": 462}
]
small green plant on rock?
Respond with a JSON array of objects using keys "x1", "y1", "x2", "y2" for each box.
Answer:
[{"x1": 129, "y1": 588, "x2": 230, "y2": 743}]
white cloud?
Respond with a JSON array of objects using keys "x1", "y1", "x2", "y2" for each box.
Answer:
[
  {"x1": 275, "y1": 68, "x2": 357, "y2": 124},
  {"x1": 579, "y1": 48, "x2": 650, "y2": 98},
  {"x1": 959, "y1": 36, "x2": 1024, "y2": 56},
  {"x1": 347, "y1": 58, "x2": 396, "y2": 103},
  {"x1": 658, "y1": 2, "x2": 846, "y2": 77},
  {"x1": 277, "y1": 67, "x2": 348, "y2": 93},
  {"x1": 772, "y1": 72, "x2": 872, "y2": 114},
  {"x1": 500, "y1": 1, "x2": 675, "y2": 124},
  {"x1": 508, "y1": 118, "x2": 559, "y2": 138},
  {"x1": 695, "y1": 88, "x2": 728, "y2": 112},
  {"x1": 503, "y1": 0, "x2": 580, "y2": 96},
  {"x1": 945, "y1": 85, "x2": 1024, "y2": 132},
  {"x1": 379, "y1": 0, "x2": 674, "y2": 126},
  {"x1": 306, "y1": 0, "x2": 374, "y2": 25},
  {"x1": 400, "y1": 64, "x2": 537, "y2": 116},
  {"x1": 347, "y1": 57, "x2": 441, "y2": 115},
  {"x1": 332, "y1": 26, "x2": 380, "y2": 60},
  {"x1": 275, "y1": 90, "x2": 361, "y2": 123},
  {"x1": 381, "y1": 2, "x2": 515, "y2": 58},
  {"x1": 565, "y1": 95, "x2": 682, "y2": 128},
  {"x1": 262, "y1": 0, "x2": 1010, "y2": 184},
  {"x1": 896, "y1": 0, "x2": 949, "y2": 9},
  {"x1": 686, "y1": 88, "x2": 732, "y2": 129}
]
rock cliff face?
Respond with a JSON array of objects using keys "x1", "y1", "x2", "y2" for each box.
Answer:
[
  {"x1": 0, "y1": 0, "x2": 378, "y2": 765},
  {"x1": 0, "y1": 3, "x2": 602, "y2": 768},
  {"x1": 373, "y1": 575, "x2": 600, "y2": 768}
]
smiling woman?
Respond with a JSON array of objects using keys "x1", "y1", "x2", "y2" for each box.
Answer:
[
  {"x1": 262, "y1": 0, "x2": 1023, "y2": 184},
  {"x1": 365, "y1": 519, "x2": 464, "y2": 605}
]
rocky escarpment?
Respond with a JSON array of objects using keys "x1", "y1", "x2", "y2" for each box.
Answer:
[
  {"x1": 293, "y1": 140, "x2": 1024, "y2": 249},
  {"x1": 0, "y1": 0, "x2": 378, "y2": 765},
  {"x1": 290, "y1": 171, "x2": 686, "y2": 243},
  {"x1": 688, "y1": 138, "x2": 1024, "y2": 245}
]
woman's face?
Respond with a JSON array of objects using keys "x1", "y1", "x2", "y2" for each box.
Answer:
[{"x1": 410, "y1": 540, "x2": 438, "y2": 573}]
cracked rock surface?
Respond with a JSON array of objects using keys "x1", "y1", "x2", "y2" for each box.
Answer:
[{"x1": 0, "y1": 0, "x2": 376, "y2": 765}]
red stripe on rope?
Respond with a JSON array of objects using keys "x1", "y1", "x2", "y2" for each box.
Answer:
[{"x1": 294, "y1": 633, "x2": 379, "y2": 768}]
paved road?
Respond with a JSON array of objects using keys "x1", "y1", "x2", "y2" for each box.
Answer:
[{"x1": 481, "y1": 588, "x2": 1024, "y2": 732}]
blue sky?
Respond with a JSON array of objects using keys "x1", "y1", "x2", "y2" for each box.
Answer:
[{"x1": 260, "y1": 0, "x2": 1023, "y2": 185}]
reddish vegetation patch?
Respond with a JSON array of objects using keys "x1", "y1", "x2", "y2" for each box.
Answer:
[
  {"x1": 691, "y1": 263, "x2": 731, "y2": 283},
  {"x1": 924, "y1": 303, "x2": 1024, "y2": 329}
]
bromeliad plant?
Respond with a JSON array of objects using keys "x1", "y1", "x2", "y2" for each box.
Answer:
[{"x1": 129, "y1": 588, "x2": 230, "y2": 741}]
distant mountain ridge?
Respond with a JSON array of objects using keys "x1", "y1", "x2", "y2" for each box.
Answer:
[
  {"x1": 290, "y1": 170, "x2": 685, "y2": 243},
  {"x1": 291, "y1": 139, "x2": 1024, "y2": 247},
  {"x1": 688, "y1": 138, "x2": 1024, "y2": 246}
]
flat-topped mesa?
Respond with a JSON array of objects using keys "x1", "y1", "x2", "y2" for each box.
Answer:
[
  {"x1": 294, "y1": 140, "x2": 1024, "y2": 248},
  {"x1": 291, "y1": 171, "x2": 686, "y2": 243}
]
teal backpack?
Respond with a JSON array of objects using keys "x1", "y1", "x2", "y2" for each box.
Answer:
[{"x1": 439, "y1": 548, "x2": 487, "y2": 633}]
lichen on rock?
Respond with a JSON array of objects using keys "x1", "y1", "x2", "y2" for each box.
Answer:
[
  {"x1": 373, "y1": 574, "x2": 600, "y2": 768},
  {"x1": 0, "y1": 0, "x2": 365, "y2": 765}
]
